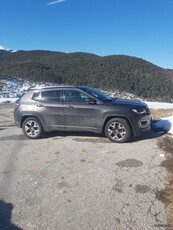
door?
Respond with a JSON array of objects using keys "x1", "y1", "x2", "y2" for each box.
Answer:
[
  {"x1": 34, "y1": 89, "x2": 65, "y2": 130},
  {"x1": 63, "y1": 89, "x2": 100, "y2": 131}
]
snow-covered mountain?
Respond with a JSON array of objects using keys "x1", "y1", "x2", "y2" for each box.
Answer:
[
  {"x1": 0, "y1": 77, "x2": 58, "y2": 103},
  {"x1": 0, "y1": 45, "x2": 16, "y2": 54},
  {"x1": 0, "y1": 77, "x2": 48, "y2": 100},
  {"x1": 0, "y1": 77, "x2": 141, "y2": 104},
  {"x1": 1, "y1": 77, "x2": 173, "y2": 106}
]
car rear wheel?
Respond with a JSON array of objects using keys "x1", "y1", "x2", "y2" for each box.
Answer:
[
  {"x1": 105, "y1": 118, "x2": 131, "y2": 143},
  {"x1": 22, "y1": 117, "x2": 43, "y2": 139}
]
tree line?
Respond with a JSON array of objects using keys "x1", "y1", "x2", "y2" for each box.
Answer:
[{"x1": 0, "y1": 50, "x2": 173, "y2": 102}]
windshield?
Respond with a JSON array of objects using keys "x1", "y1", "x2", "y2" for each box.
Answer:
[{"x1": 79, "y1": 87, "x2": 113, "y2": 101}]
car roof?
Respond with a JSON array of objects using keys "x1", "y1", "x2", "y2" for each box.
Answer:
[{"x1": 29, "y1": 85, "x2": 78, "y2": 91}]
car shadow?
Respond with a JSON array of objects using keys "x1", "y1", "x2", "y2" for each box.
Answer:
[
  {"x1": 152, "y1": 119, "x2": 172, "y2": 133},
  {"x1": 0, "y1": 125, "x2": 15, "y2": 131},
  {"x1": 43, "y1": 130, "x2": 104, "y2": 139},
  {"x1": 0, "y1": 200, "x2": 23, "y2": 230}
]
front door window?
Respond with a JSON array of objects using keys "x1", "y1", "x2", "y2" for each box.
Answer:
[{"x1": 64, "y1": 90, "x2": 91, "y2": 103}]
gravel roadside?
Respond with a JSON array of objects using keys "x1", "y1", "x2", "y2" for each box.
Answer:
[{"x1": 0, "y1": 105, "x2": 170, "y2": 230}]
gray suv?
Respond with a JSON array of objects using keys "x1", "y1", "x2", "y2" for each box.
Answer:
[{"x1": 14, "y1": 86, "x2": 151, "y2": 143}]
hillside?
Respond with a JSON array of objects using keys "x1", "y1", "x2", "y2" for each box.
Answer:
[{"x1": 0, "y1": 50, "x2": 173, "y2": 102}]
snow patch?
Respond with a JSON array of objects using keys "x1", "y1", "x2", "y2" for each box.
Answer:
[
  {"x1": 0, "y1": 78, "x2": 57, "y2": 104},
  {"x1": 0, "y1": 98, "x2": 18, "y2": 104},
  {"x1": 0, "y1": 45, "x2": 16, "y2": 52},
  {"x1": 145, "y1": 101, "x2": 173, "y2": 110},
  {"x1": 0, "y1": 45, "x2": 6, "y2": 50}
]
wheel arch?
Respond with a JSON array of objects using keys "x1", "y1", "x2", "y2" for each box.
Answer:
[
  {"x1": 102, "y1": 116, "x2": 134, "y2": 135},
  {"x1": 20, "y1": 115, "x2": 45, "y2": 131}
]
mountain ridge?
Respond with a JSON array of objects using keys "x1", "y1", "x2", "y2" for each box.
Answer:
[
  {"x1": 0, "y1": 50, "x2": 173, "y2": 102},
  {"x1": 0, "y1": 45, "x2": 16, "y2": 54}
]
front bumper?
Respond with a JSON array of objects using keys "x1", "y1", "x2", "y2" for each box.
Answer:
[{"x1": 133, "y1": 114, "x2": 152, "y2": 137}]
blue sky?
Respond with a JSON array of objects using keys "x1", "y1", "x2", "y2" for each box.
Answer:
[{"x1": 0, "y1": 0, "x2": 173, "y2": 68}]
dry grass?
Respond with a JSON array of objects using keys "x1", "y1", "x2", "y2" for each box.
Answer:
[
  {"x1": 158, "y1": 136, "x2": 173, "y2": 156},
  {"x1": 151, "y1": 109, "x2": 173, "y2": 121},
  {"x1": 157, "y1": 136, "x2": 173, "y2": 229},
  {"x1": 0, "y1": 104, "x2": 15, "y2": 127},
  {"x1": 155, "y1": 186, "x2": 173, "y2": 228},
  {"x1": 150, "y1": 109, "x2": 173, "y2": 228}
]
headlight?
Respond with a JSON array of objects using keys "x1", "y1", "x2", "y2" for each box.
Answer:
[{"x1": 132, "y1": 108, "x2": 147, "y2": 114}]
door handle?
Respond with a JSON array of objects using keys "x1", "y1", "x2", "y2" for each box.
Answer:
[
  {"x1": 65, "y1": 105, "x2": 74, "y2": 109},
  {"x1": 36, "y1": 103, "x2": 43, "y2": 107}
]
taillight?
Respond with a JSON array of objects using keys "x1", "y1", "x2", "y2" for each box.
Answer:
[{"x1": 15, "y1": 103, "x2": 20, "y2": 110}]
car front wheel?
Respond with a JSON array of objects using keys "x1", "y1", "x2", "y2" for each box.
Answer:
[
  {"x1": 105, "y1": 118, "x2": 131, "y2": 143},
  {"x1": 22, "y1": 117, "x2": 43, "y2": 139}
]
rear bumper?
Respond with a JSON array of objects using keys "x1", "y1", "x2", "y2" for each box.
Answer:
[
  {"x1": 14, "y1": 110, "x2": 21, "y2": 128},
  {"x1": 15, "y1": 121, "x2": 21, "y2": 128}
]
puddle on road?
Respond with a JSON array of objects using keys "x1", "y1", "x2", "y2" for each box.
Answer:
[
  {"x1": 135, "y1": 184, "x2": 151, "y2": 194},
  {"x1": 116, "y1": 159, "x2": 143, "y2": 168},
  {"x1": 58, "y1": 181, "x2": 70, "y2": 189},
  {"x1": 80, "y1": 159, "x2": 86, "y2": 163}
]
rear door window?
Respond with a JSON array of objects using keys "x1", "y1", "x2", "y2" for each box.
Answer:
[
  {"x1": 40, "y1": 90, "x2": 62, "y2": 102},
  {"x1": 32, "y1": 92, "x2": 40, "y2": 101}
]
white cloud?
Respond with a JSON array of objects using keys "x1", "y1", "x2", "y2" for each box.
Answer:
[
  {"x1": 0, "y1": 45, "x2": 7, "y2": 50},
  {"x1": 47, "y1": 0, "x2": 66, "y2": 6},
  {"x1": 0, "y1": 45, "x2": 11, "y2": 51}
]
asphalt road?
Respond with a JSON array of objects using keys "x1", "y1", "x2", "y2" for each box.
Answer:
[{"x1": 0, "y1": 126, "x2": 169, "y2": 230}]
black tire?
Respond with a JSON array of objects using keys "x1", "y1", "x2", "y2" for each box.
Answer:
[
  {"x1": 22, "y1": 117, "x2": 43, "y2": 139},
  {"x1": 105, "y1": 118, "x2": 131, "y2": 143}
]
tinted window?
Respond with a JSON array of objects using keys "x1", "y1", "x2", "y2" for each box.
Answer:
[
  {"x1": 41, "y1": 90, "x2": 61, "y2": 102},
  {"x1": 64, "y1": 90, "x2": 91, "y2": 103},
  {"x1": 32, "y1": 92, "x2": 40, "y2": 101},
  {"x1": 16, "y1": 92, "x2": 26, "y2": 103}
]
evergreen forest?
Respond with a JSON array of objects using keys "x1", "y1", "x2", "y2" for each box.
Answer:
[{"x1": 0, "y1": 50, "x2": 173, "y2": 102}]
